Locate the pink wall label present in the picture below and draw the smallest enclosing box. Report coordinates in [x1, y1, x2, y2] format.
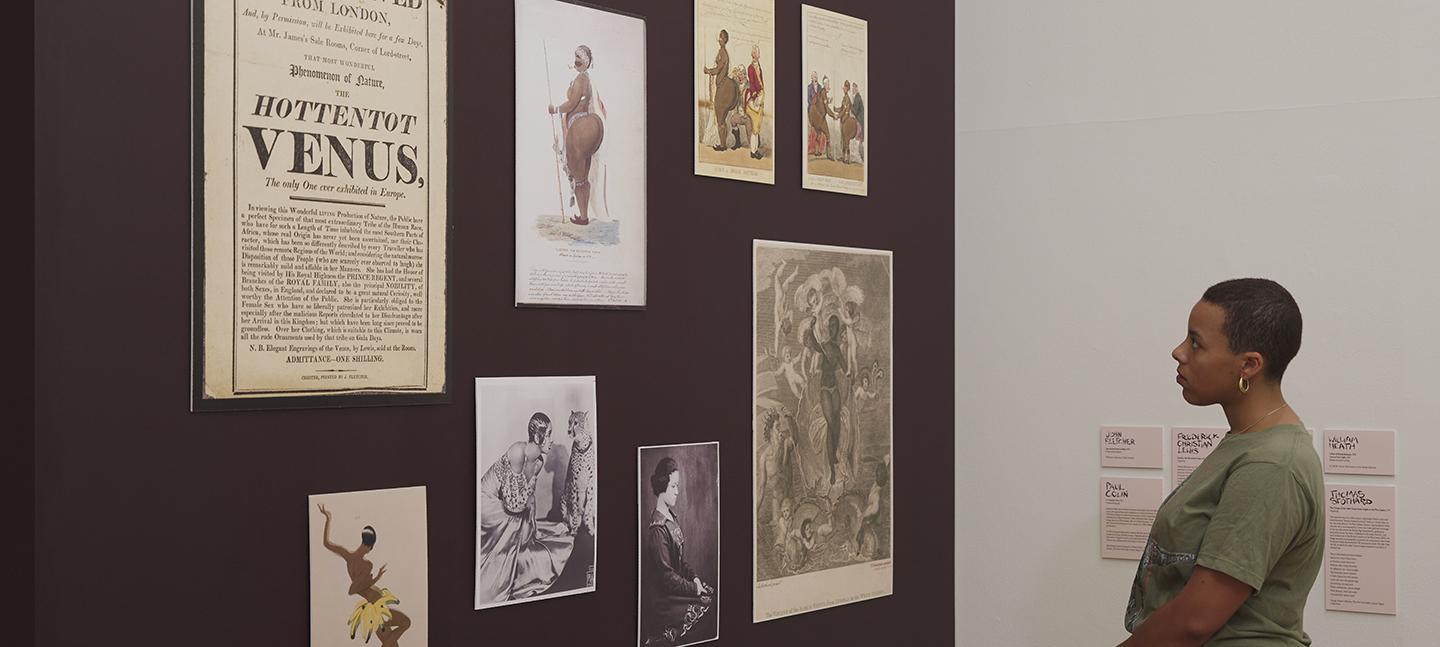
[1100, 425, 1164, 469]
[1325, 484, 1397, 615]
[1099, 477, 1162, 560]
[1171, 427, 1226, 490]
[1324, 429, 1396, 476]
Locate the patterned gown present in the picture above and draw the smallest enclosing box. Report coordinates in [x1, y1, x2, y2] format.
[475, 451, 576, 604]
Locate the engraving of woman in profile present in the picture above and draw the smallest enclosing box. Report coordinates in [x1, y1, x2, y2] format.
[548, 45, 607, 225]
[318, 504, 411, 646]
[475, 412, 578, 604]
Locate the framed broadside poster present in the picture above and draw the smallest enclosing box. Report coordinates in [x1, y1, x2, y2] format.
[514, 0, 647, 308]
[193, 0, 448, 410]
[800, 4, 867, 196]
[694, 0, 775, 184]
[752, 240, 892, 621]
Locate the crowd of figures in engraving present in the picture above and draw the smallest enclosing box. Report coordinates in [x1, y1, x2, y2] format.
[755, 247, 891, 581]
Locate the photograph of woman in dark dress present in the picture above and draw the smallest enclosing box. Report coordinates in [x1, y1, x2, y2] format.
[639, 445, 719, 646]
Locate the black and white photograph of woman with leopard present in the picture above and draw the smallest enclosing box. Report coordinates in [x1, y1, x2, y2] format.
[473, 376, 599, 610]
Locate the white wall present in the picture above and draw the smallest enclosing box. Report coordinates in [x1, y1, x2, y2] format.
[954, 2, 1440, 646]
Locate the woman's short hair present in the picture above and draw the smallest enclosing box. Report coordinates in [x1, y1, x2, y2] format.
[719, 29, 729, 44]
[361, 526, 377, 547]
[527, 412, 552, 445]
[1201, 278, 1303, 381]
[650, 457, 679, 496]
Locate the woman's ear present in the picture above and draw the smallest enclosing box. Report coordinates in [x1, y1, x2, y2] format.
[1240, 351, 1267, 381]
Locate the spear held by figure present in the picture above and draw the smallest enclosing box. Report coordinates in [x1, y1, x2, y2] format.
[543, 39, 567, 225]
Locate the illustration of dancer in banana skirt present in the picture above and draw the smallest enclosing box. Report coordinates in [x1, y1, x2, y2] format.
[318, 504, 411, 646]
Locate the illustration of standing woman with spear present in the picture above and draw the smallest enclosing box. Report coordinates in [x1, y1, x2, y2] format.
[318, 504, 411, 646]
[547, 44, 606, 225]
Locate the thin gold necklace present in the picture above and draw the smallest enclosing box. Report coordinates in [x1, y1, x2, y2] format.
[1231, 403, 1289, 435]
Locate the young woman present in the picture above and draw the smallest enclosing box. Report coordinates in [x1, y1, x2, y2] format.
[1121, 278, 1323, 646]
[642, 457, 715, 646]
[475, 413, 577, 605]
[548, 45, 605, 225]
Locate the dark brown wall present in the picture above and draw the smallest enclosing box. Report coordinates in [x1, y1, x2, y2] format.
[33, 1, 953, 644]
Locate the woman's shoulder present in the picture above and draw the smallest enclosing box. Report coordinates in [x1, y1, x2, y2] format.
[1233, 424, 1312, 464]
[505, 442, 537, 464]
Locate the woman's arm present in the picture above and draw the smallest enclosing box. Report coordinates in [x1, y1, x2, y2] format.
[496, 445, 536, 514]
[318, 504, 347, 558]
[703, 50, 725, 75]
[554, 76, 588, 114]
[648, 526, 699, 596]
[1117, 566, 1251, 647]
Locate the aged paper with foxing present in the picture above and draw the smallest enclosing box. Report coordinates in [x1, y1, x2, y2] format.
[753, 240, 892, 621]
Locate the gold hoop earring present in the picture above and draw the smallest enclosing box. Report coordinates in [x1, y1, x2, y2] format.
[1238, 376, 1250, 394]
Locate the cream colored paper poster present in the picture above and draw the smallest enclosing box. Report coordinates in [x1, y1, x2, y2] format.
[800, 5, 866, 196]
[1325, 485, 1397, 614]
[1323, 429, 1397, 476]
[1099, 425, 1164, 469]
[197, 0, 448, 408]
[694, 0, 775, 184]
[514, 0, 647, 308]
[753, 240, 892, 622]
[310, 486, 428, 647]
[1100, 477, 1162, 560]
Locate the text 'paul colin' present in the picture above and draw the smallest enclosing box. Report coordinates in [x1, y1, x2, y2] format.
[280, 0, 425, 26]
[1105, 482, 1130, 499]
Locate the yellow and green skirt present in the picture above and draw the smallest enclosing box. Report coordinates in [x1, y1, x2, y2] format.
[347, 589, 399, 643]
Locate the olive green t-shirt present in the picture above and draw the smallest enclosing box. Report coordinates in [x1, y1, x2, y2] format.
[1125, 424, 1325, 645]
